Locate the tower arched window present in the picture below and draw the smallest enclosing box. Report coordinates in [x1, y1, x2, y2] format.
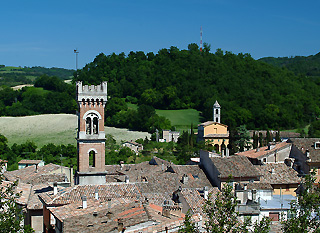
[216, 109, 219, 114]
[85, 113, 99, 135]
[89, 150, 96, 167]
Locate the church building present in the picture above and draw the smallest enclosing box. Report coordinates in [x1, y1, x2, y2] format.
[197, 100, 229, 156]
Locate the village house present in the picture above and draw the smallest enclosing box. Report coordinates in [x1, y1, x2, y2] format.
[161, 129, 180, 143]
[0, 159, 8, 173]
[288, 138, 320, 182]
[18, 159, 45, 169]
[121, 140, 143, 154]
[236, 141, 309, 174]
[199, 150, 260, 189]
[255, 163, 301, 196]
[3, 163, 73, 233]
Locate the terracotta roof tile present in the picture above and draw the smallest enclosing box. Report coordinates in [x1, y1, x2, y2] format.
[256, 163, 301, 185]
[288, 138, 320, 163]
[211, 155, 260, 179]
[236, 141, 290, 159]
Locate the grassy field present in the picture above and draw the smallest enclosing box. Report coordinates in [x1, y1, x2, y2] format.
[0, 114, 150, 148]
[156, 109, 201, 131]
[126, 103, 201, 131]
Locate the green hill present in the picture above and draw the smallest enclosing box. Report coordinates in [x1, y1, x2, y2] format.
[259, 52, 320, 78]
[0, 65, 74, 87]
[74, 44, 320, 130]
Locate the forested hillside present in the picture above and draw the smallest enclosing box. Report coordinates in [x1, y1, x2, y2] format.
[0, 65, 74, 87]
[74, 44, 320, 130]
[259, 52, 320, 77]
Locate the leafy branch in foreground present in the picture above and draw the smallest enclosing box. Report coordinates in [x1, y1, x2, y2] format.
[0, 162, 34, 233]
[180, 178, 271, 233]
[282, 170, 320, 233]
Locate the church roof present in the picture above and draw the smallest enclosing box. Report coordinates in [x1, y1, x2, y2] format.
[213, 100, 220, 108]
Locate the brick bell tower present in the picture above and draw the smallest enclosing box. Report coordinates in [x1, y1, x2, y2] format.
[75, 81, 108, 185]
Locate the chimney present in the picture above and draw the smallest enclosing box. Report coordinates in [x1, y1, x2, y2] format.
[252, 189, 257, 201]
[117, 220, 124, 232]
[125, 175, 129, 183]
[53, 182, 58, 195]
[162, 163, 164, 171]
[204, 186, 209, 200]
[82, 195, 87, 209]
[35, 164, 38, 173]
[108, 198, 111, 209]
[256, 147, 260, 152]
[95, 187, 99, 200]
[244, 184, 247, 190]
[162, 200, 171, 218]
[271, 168, 275, 174]
[120, 161, 124, 170]
[182, 174, 188, 184]
[70, 165, 74, 186]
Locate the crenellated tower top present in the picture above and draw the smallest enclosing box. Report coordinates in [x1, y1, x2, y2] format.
[76, 81, 108, 105]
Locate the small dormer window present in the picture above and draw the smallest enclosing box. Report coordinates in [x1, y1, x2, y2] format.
[315, 142, 320, 149]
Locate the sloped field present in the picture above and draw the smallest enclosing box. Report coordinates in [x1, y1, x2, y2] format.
[0, 114, 150, 147]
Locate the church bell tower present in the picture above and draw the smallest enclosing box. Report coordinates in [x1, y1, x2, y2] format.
[75, 81, 108, 185]
[213, 100, 221, 123]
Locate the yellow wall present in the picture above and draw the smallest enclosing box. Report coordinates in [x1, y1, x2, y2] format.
[309, 164, 320, 183]
[272, 184, 298, 196]
[203, 123, 228, 135]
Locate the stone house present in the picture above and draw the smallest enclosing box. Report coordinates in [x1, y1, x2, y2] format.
[199, 150, 261, 189]
[255, 163, 301, 196]
[49, 198, 186, 233]
[162, 130, 180, 143]
[121, 140, 143, 154]
[236, 141, 309, 175]
[0, 159, 8, 173]
[288, 138, 320, 182]
[3, 163, 72, 233]
[18, 160, 45, 170]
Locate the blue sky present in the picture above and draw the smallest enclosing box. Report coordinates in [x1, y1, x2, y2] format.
[1, 0, 319, 69]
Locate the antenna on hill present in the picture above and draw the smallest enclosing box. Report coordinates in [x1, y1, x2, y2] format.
[200, 26, 203, 52]
[74, 49, 79, 71]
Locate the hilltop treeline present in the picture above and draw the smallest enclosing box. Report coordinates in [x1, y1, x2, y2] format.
[259, 52, 320, 77]
[0, 75, 76, 116]
[74, 44, 320, 130]
[0, 65, 74, 87]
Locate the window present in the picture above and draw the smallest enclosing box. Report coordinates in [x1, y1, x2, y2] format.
[315, 142, 320, 149]
[85, 113, 99, 135]
[89, 150, 96, 167]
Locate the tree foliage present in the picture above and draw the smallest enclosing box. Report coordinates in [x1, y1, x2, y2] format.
[73, 46, 320, 130]
[282, 170, 320, 233]
[179, 180, 271, 233]
[0, 162, 34, 232]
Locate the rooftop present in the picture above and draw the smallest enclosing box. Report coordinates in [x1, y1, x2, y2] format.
[18, 159, 43, 164]
[256, 163, 301, 185]
[211, 155, 260, 179]
[236, 141, 291, 159]
[198, 121, 228, 128]
[4, 163, 68, 185]
[288, 138, 320, 163]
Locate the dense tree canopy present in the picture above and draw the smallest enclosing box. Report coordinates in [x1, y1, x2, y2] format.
[74, 45, 320, 130]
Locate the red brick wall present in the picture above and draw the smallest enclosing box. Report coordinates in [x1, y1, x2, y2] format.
[79, 102, 105, 132]
[78, 142, 105, 172]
